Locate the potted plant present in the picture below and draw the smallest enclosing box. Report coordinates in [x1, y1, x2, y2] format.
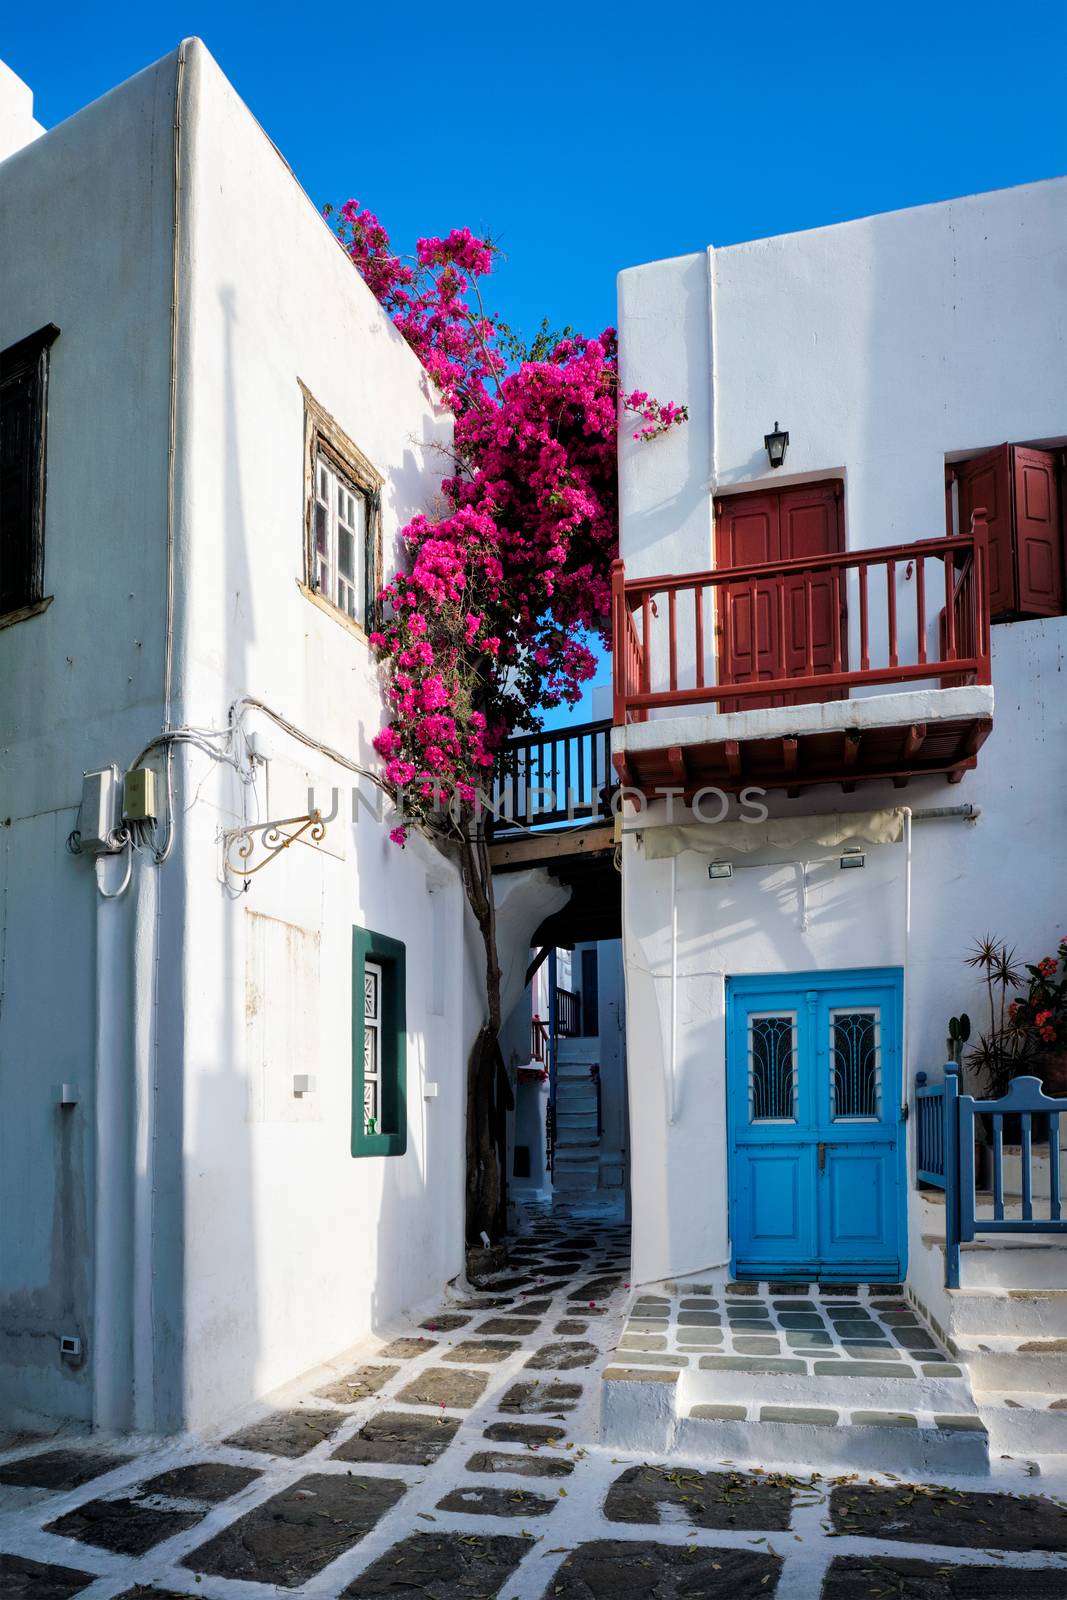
[962, 935, 1067, 1138]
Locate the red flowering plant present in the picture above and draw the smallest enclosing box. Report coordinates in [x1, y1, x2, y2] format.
[965, 935, 1067, 1098]
[329, 201, 686, 1239]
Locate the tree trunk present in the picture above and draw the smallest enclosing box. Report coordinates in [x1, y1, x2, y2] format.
[461, 827, 506, 1245]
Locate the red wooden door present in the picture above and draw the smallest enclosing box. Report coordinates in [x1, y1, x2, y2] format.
[716, 481, 845, 710]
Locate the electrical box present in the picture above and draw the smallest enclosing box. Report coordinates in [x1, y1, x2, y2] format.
[78, 766, 122, 852]
[123, 766, 157, 822]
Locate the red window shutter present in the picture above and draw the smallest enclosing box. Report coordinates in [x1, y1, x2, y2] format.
[957, 445, 1013, 618]
[1012, 446, 1063, 617]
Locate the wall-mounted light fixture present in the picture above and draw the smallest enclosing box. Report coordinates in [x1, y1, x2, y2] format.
[764, 421, 789, 469]
[840, 847, 866, 870]
[708, 860, 734, 880]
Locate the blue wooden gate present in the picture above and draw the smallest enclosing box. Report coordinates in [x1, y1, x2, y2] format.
[726, 970, 906, 1282]
[915, 1066, 1067, 1286]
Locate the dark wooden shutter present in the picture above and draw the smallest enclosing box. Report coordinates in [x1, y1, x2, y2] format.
[0, 324, 59, 618]
[0, 368, 38, 614]
[956, 445, 1013, 617]
[1012, 446, 1063, 617]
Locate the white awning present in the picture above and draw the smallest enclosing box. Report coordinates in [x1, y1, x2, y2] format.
[637, 808, 905, 860]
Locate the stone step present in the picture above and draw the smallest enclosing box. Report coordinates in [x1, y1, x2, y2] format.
[976, 1389, 1067, 1457]
[954, 1333, 1067, 1391]
[678, 1363, 973, 1416]
[553, 1168, 599, 1192]
[677, 1406, 990, 1476]
[943, 1287, 1067, 1339]
[600, 1368, 990, 1476]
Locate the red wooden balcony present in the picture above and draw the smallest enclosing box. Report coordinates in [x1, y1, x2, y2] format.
[611, 516, 993, 796]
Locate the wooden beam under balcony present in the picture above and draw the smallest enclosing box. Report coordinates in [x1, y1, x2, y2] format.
[489, 822, 615, 871]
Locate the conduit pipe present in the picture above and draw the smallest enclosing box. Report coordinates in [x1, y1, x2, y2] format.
[668, 854, 678, 1125]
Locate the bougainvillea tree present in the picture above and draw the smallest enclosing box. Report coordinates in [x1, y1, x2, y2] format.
[329, 200, 686, 1241]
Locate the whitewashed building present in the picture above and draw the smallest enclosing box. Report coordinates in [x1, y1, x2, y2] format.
[0, 42, 561, 1438]
[611, 178, 1067, 1463]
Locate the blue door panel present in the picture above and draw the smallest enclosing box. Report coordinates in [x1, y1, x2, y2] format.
[726, 969, 906, 1281]
[745, 1151, 810, 1252]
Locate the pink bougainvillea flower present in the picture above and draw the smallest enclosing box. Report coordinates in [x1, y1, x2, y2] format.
[327, 198, 685, 841]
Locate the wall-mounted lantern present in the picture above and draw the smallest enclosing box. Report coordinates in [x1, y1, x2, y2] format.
[764, 421, 789, 469]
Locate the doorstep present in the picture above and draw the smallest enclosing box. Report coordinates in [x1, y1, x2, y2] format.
[601, 1276, 991, 1476]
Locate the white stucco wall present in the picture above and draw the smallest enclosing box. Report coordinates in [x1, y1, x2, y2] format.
[0, 58, 44, 163]
[0, 37, 517, 1436]
[0, 56, 177, 1429]
[164, 40, 478, 1430]
[616, 183, 1067, 1286]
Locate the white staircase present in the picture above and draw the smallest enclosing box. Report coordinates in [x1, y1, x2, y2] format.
[915, 1175, 1067, 1463]
[553, 1061, 600, 1192]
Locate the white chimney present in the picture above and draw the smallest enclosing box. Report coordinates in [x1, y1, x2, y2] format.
[0, 58, 45, 164]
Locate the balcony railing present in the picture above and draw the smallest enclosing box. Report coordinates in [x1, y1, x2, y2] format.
[492, 719, 614, 831]
[531, 1016, 551, 1063]
[612, 515, 991, 725]
[555, 986, 581, 1038]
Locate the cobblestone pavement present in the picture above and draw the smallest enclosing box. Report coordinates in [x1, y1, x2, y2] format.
[2, 1201, 1066, 1599]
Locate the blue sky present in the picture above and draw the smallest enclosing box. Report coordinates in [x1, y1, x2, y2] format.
[5, 1, 1064, 720]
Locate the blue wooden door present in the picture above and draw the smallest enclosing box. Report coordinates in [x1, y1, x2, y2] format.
[726, 970, 905, 1282]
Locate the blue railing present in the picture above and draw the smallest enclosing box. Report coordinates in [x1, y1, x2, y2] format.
[916, 1064, 1066, 1287]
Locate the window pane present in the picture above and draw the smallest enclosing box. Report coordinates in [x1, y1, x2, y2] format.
[749, 1014, 796, 1122]
[364, 1074, 379, 1131]
[338, 526, 355, 582]
[365, 966, 380, 1021]
[831, 1010, 881, 1120]
[315, 500, 328, 557]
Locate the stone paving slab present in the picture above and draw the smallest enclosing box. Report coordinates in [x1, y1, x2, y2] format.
[436, 1483, 557, 1517]
[45, 1494, 205, 1556]
[342, 1530, 531, 1597]
[138, 1461, 261, 1500]
[821, 1555, 1067, 1598]
[395, 1366, 488, 1407]
[543, 1538, 782, 1598]
[222, 1406, 347, 1457]
[498, 1379, 582, 1412]
[828, 1482, 1067, 1551]
[331, 1410, 461, 1465]
[525, 1340, 598, 1370]
[0, 1448, 134, 1490]
[182, 1470, 408, 1586]
[442, 1339, 521, 1364]
[603, 1463, 793, 1531]
[465, 1448, 574, 1477]
[0, 1552, 95, 1597]
[482, 1420, 566, 1445]
[314, 1364, 399, 1403]
[378, 1335, 437, 1359]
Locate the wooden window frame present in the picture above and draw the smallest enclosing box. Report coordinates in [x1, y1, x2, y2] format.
[0, 323, 60, 624]
[351, 926, 407, 1158]
[300, 382, 383, 639]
